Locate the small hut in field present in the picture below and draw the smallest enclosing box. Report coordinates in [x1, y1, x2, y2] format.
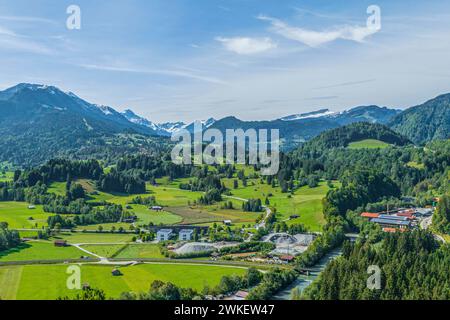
[112, 268, 122, 276]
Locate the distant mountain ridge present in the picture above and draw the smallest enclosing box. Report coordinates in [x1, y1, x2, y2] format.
[208, 105, 402, 150]
[330, 105, 402, 125]
[121, 109, 216, 136]
[280, 106, 401, 124]
[0, 83, 161, 166]
[280, 109, 335, 121]
[0, 82, 448, 166]
[0, 83, 157, 135]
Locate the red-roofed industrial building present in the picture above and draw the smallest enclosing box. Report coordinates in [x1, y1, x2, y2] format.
[280, 255, 295, 263]
[361, 212, 380, 219]
[383, 227, 408, 233]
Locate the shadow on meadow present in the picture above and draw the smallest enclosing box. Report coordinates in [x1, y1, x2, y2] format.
[0, 242, 32, 259]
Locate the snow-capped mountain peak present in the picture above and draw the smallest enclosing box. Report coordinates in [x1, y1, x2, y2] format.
[201, 118, 216, 128]
[280, 109, 336, 121]
[158, 121, 187, 134]
[121, 109, 160, 131]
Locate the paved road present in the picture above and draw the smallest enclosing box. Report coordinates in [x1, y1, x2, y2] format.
[435, 234, 446, 243]
[223, 195, 248, 203]
[419, 215, 446, 243]
[420, 216, 433, 230]
[256, 207, 272, 230]
[72, 244, 105, 260]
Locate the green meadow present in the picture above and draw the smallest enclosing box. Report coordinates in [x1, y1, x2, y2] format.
[86, 182, 203, 207]
[41, 168, 332, 232]
[114, 244, 165, 259]
[47, 181, 67, 196]
[223, 179, 335, 231]
[406, 161, 425, 170]
[76, 222, 134, 232]
[55, 232, 134, 244]
[128, 205, 182, 225]
[0, 202, 52, 229]
[0, 241, 91, 262]
[348, 139, 390, 149]
[80, 244, 126, 258]
[51, 179, 255, 228]
[0, 263, 247, 300]
[0, 171, 13, 182]
[18, 230, 42, 238]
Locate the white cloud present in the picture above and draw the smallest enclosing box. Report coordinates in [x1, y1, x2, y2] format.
[0, 37, 53, 55]
[79, 64, 227, 85]
[0, 15, 56, 25]
[0, 26, 16, 37]
[258, 15, 378, 47]
[0, 25, 53, 55]
[215, 36, 277, 55]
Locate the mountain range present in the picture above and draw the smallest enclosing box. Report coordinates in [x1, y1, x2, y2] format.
[121, 109, 216, 136]
[0, 83, 448, 166]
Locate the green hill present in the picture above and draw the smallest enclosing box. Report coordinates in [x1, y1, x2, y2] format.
[347, 139, 390, 149]
[390, 93, 450, 144]
[300, 122, 411, 154]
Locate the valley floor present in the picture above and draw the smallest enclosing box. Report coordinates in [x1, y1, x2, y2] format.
[0, 263, 247, 300]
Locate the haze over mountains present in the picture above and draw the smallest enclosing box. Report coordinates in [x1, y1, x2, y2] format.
[0, 83, 449, 166]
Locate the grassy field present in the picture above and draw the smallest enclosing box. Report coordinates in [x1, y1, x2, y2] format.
[0, 202, 52, 229]
[47, 181, 66, 196]
[48, 179, 96, 196]
[223, 179, 335, 231]
[76, 222, 133, 232]
[80, 244, 126, 258]
[129, 205, 183, 225]
[18, 230, 41, 238]
[47, 179, 193, 229]
[0, 241, 90, 262]
[0, 171, 13, 182]
[0, 266, 22, 300]
[46, 170, 328, 231]
[406, 161, 425, 170]
[348, 139, 390, 149]
[114, 244, 165, 259]
[0, 263, 247, 300]
[166, 205, 258, 225]
[54, 232, 134, 244]
[151, 179, 257, 225]
[87, 182, 203, 207]
[75, 180, 253, 227]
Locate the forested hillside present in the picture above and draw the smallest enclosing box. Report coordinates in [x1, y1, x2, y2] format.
[291, 136, 449, 196]
[0, 84, 167, 167]
[303, 231, 450, 300]
[300, 122, 411, 155]
[390, 93, 450, 144]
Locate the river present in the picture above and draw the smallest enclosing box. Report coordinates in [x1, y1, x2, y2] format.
[272, 247, 342, 300]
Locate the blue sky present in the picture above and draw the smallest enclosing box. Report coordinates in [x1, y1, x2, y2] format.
[1, 0, 450, 122]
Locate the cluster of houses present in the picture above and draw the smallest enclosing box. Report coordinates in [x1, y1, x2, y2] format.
[156, 229, 195, 242]
[361, 208, 433, 232]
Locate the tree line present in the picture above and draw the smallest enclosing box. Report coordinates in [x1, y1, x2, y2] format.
[303, 231, 450, 300]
